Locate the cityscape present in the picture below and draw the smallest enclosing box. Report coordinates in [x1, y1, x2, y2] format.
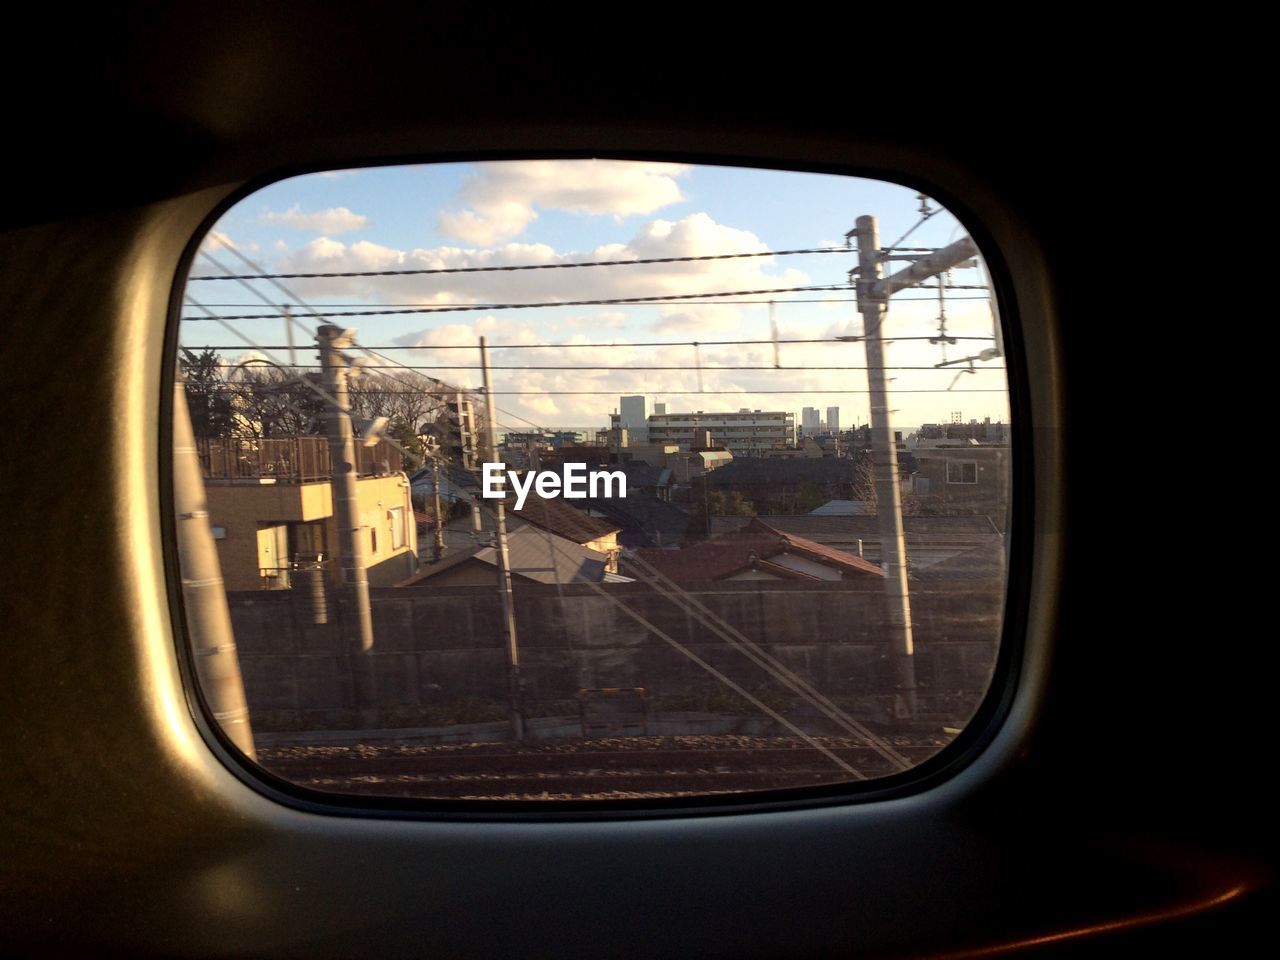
[175, 160, 1011, 801]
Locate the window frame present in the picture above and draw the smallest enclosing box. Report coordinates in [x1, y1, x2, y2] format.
[161, 155, 1047, 821]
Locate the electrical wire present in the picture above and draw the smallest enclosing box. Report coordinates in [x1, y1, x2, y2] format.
[193, 335, 995, 351]
[180, 284, 854, 321]
[199, 386, 1006, 396]
[208, 362, 1006, 372]
[187, 246, 849, 280]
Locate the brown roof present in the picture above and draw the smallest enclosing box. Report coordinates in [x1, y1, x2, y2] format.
[504, 490, 621, 544]
[634, 518, 884, 582]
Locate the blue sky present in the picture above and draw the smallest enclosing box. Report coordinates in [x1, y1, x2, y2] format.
[183, 160, 1008, 434]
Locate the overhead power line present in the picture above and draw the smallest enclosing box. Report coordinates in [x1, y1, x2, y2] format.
[187, 246, 850, 281]
[180, 284, 854, 321]
[189, 294, 991, 309]
[201, 386, 1005, 396]
[210, 361, 1006, 373]
[193, 335, 995, 352]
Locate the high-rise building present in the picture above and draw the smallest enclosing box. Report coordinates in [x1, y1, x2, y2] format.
[619, 395, 648, 441]
[653, 402, 666, 416]
[801, 407, 820, 436]
[826, 406, 840, 434]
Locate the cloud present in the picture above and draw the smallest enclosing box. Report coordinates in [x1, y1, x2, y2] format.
[437, 203, 541, 247]
[199, 229, 237, 253]
[270, 213, 806, 312]
[437, 160, 687, 243]
[261, 205, 370, 234]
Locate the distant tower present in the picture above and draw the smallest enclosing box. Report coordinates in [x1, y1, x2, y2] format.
[653, 402, 666, 416]
[801, 407, 820, 436]
[620, 395, 648, 442]
[826, 405, 840, 434]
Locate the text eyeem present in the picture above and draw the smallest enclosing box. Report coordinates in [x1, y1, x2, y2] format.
[481, 463, 627, 510]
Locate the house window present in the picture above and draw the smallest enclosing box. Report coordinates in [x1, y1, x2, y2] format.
[947, 460, 979, 484]
[389, 507, 405, 550]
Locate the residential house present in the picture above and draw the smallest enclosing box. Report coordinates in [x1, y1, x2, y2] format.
[631, 518, 884, 583]
[709, 514, 1004, 572]
[200, 435, 417, 591]
[395, 524, 618, 586]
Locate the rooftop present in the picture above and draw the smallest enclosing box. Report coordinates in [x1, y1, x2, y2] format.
[634, 518, 884, 583]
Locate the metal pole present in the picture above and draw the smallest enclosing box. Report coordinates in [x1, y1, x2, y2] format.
[855, 215, 917, 717]
[480, 336, 524, 741]
[431, 456, 445, 562]
[172, 375, 256, 759]
[317, 325, 374, 653]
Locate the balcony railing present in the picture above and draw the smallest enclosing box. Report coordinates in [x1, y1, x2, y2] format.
[199, 436, 400, 483]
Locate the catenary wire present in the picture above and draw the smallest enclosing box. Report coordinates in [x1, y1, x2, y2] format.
[208, 362, 1006, 372]
[187, 246, 850, 280]
[180, 284, 855, 321]
[193, 336, 995, 352]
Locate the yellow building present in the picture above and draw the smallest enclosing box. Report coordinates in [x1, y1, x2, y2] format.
[200, 437, 417, 591]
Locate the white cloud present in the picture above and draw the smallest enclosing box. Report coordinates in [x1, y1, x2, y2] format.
[232, 212, 911, 429]
[437, 160, 687, 244]
[200, 229, 237, 253]
[271, 213, 805, 312]
[437, 202, 540, 247]
[261, 204, 370, 234]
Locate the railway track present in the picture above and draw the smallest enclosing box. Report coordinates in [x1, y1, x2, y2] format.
[260, 735, 953, 800]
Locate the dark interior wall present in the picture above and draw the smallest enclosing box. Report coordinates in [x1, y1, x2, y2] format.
[0, 8, 1268, 958]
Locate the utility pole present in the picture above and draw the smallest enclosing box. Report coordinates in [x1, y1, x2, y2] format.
[480, 336, 524, 741]
[431, 456, 446, 562]
[317, 324, 374, 653]
[853, 217, 979, 719]
[172, 374, 256, 759]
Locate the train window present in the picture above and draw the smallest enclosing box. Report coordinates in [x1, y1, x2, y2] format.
[172, 159, 1013, 808]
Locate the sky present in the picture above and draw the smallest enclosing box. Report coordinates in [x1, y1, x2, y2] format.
[180, 160, 1009, 437]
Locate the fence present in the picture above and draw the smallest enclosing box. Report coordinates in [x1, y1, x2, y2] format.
[199, 436, 400, 482]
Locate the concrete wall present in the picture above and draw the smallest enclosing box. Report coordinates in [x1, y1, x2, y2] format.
[228, 578, 1003, 732]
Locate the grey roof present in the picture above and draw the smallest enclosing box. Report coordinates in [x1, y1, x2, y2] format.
[810, 499, 874, 516]
[400, 524, 608, 585]
[913, 539, 1008, 581]
[580, 493, 690, 549]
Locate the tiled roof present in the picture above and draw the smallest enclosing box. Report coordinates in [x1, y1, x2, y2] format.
[634, 517, 884, 583]
[505, 490, 621, 543]
[581, 493, 690, 549]
[709, 514, 1002, 540]
[913, 539, 1007, 581]
[398, 524, 608, 585]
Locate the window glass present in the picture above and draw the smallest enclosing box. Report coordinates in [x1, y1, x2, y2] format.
[174, 160, 1011, 803]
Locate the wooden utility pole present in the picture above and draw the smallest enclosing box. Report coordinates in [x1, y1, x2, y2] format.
[480, 336, 524, 741]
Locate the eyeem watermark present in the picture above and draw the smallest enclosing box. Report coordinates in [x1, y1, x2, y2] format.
[482, 463, 626, 510]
